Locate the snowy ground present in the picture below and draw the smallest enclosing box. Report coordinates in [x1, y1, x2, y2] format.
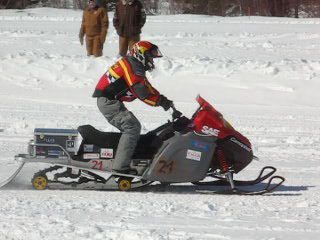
[0, 8, 320, 240]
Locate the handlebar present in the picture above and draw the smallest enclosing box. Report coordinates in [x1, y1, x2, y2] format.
[170, 104, 182, 121]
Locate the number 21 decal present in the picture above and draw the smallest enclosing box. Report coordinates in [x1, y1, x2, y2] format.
[91, 160, 103, 170]
[157, 160, 174, 175]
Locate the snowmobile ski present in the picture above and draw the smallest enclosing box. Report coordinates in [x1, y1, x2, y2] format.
[197, 175, 285, 195]
[192, 166, 277, 187]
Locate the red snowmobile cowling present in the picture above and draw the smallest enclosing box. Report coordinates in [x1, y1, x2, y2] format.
[192, 95, 252, 149]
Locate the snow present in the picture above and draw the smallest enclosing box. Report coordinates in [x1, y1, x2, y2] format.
[0, 8, 320, 240]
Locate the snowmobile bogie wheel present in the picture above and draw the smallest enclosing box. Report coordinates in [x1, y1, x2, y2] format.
[118, 177, 132, 191]
[32, 175, 48, 190]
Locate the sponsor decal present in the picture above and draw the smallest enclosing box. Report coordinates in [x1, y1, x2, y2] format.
[191, 140, 209, 151]
[230, 137, 252, 152]
[100, 148, 113, 159]
[42, 137, 55, 144]
[48, 150, 64, 156]
[84, 144, 94, 152]
[83, 153, 100, 159]
[201, 126, 220, 137]
[66, 140, 75, 151]
[186, 149, 202, 161]
[36, 147, 46, 155]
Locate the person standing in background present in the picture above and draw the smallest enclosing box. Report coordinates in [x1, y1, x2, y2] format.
[113, 0, 146, 57]
[79, 0, 109, 57]
[97, 0, 108, 11]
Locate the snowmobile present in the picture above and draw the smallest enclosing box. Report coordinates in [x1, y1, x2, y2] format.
[1, 95, 285, 195]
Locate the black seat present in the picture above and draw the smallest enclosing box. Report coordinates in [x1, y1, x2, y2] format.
[77, 125, 163, 159]
[78, 125, 120, 148]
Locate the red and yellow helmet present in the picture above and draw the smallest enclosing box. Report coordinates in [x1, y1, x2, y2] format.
[130, 41, 163, 71]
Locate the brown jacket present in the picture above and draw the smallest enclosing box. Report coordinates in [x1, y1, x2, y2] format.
[113, 0, 146, 38]
[79, 7, 109, 42]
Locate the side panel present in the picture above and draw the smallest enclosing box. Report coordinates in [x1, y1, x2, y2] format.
[70, 158, 113, 172]
[143, 132, 216, 183]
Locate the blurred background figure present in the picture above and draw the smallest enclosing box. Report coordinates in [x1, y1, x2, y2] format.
[79, 0, 109, 57]
[113, 0, 146, 57]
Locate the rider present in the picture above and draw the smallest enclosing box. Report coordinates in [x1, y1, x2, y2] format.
[92, 41, 176, 173]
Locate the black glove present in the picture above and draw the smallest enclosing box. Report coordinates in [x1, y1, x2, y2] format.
[79, 34, 84, 46]
[158, 95, 173, 111]
[79, 31, 84, 45]
[172, 109, 182, 119]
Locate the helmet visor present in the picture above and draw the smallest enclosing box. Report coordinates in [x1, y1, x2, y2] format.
[150, 46, 163, 58]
